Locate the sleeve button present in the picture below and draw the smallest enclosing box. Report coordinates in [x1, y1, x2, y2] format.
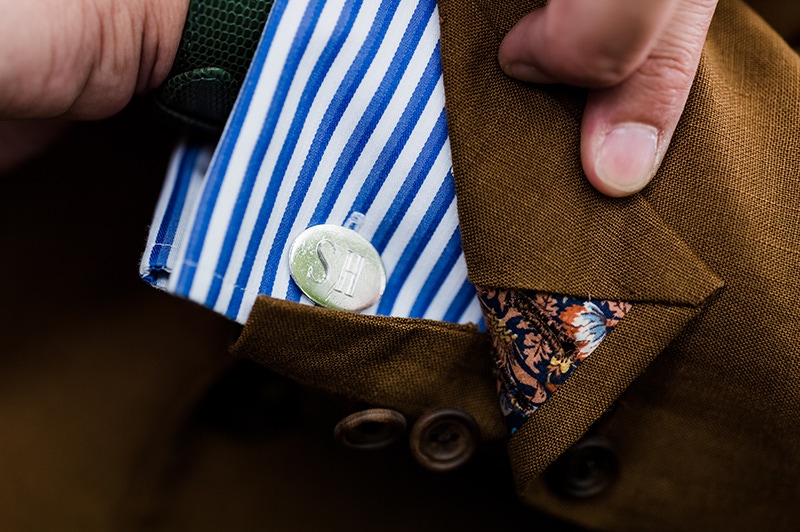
[409, 408, 480, 472]
[545, 436, 619, 499]
[333, 408, 407, 450]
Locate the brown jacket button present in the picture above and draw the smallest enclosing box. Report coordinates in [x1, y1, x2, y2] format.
[333, 408, 407, 450]
[545, 436, 619, 499]
[409, 408, 480, 472]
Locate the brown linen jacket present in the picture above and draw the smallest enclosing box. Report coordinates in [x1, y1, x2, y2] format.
[1, 0, 797, 530]
[230, 0, 800, 529]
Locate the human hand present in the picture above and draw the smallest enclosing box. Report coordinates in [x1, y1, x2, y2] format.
[0, 0, 188, 119]
[498, 0, 718, 197]
[0, 0, 188, 170]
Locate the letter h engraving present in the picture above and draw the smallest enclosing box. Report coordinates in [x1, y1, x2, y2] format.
[333, 250, 365, 297]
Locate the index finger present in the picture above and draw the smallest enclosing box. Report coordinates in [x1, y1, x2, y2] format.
[498, 0, 681, 87]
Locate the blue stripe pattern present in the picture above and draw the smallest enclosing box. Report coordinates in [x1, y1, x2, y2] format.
[377, 171, 455, 314]
[306, 0, 436, 226]
[205, 0, 355, 309]
[149, 146, 200, 267]
[251, 0, 403, 306]
[348, 43, 442, 217]
[174, 0, 291, 296]
[140, 142, 212, 287]
[142, 0, 483, 327]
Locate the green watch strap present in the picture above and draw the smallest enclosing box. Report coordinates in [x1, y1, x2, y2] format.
[156, 0, 275, 135]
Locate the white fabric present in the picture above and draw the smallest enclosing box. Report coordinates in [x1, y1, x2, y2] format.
[141, 0, 482, 326]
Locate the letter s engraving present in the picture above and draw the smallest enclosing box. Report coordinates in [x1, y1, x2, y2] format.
[307, 239, 335, 283]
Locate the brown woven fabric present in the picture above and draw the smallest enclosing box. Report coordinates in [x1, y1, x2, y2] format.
[0, 105, 569, 531]
[232, 296, 505, 441]
[0, 0, 797, 529]
[435, 0, 800, 529]
[235, 0, 800, 528]
[437, 0, 723, 306]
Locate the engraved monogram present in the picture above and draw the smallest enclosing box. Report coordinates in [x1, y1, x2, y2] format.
[289, 225, 386, 312]
[307, 238, 366, 299]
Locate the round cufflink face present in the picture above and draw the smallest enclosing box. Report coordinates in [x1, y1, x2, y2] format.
[289, 225, 386, 312]
[409, 408, 480, 473]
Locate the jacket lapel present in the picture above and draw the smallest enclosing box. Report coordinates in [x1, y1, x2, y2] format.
[437, 0, 724, 485]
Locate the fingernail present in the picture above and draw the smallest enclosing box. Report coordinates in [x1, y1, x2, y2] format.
[499, 59, 557, 84]
[595, 124, 659, 195]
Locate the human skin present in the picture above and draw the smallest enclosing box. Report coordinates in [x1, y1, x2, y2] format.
[0, 0, 189, 171]
[0, 0, 717, 200]
[499, 0, 719, 197]
[0, 0, 189, 119]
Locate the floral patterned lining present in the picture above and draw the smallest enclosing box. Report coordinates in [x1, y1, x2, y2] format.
[477, 287, 632, 434]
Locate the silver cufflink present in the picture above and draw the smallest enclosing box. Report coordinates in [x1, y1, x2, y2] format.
[289, 224, 386, 312]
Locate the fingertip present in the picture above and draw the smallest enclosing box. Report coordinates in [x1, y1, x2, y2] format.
[498, 10, 558, 84]
[498, 57, 557, 84]
[584, 123, 660, 197]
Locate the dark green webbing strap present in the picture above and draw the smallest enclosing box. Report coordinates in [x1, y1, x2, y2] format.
[156, 0, 275, 135]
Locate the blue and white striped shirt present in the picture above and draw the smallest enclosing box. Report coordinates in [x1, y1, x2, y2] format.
[141, 0, 482, 326]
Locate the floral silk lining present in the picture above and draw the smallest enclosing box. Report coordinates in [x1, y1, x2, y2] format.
[477, 287, 632, 434]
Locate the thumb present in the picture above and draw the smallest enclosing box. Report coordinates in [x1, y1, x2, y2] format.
[581, 0, 718, 197]
[499, 0, 718, 197]
[0, 0, 188, 120]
